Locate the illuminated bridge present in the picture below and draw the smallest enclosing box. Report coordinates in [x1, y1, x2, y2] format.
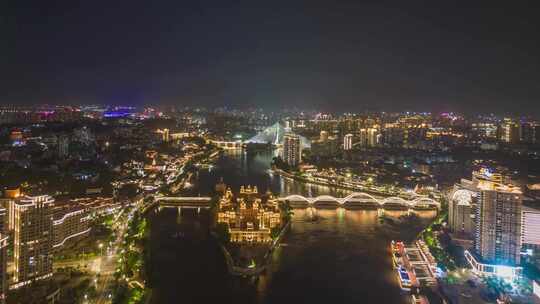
[278, 192, 440, 209]
[246, 122, 311, 148]
[154, 196, 212, 209]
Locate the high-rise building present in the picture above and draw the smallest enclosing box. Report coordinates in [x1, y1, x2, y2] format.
[0, 207, 8, 304]
[520, 122, 535, 144]
[367, 128, 379, 147]
[343, 134, 354, 150]
[72, 126, 94, 145]
[8, 195, 54, 287]
[358, 128, 379, 148]
[449, 187, 475, 239]
[162, 128, 170, 142]
[500, 118, 520, 143]
[282, 133, 301, 167]
[449, 169, 508, 242]
[461, 169, 524, 279]
[474, 176, 522, 266]
[521, 206, 540, 269]
[57, 134, 70, 158]
[358, 128, 368, 147]
[382, 124, 405, 147]
[52, 202, 92, 250]
[319, 130, 329, 142]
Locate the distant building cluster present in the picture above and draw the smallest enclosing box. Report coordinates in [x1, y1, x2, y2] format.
[284, 113, 540, 155]
[217, 185, 281, 243]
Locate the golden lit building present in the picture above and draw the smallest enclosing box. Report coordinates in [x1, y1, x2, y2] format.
[217, 185, 281, 243]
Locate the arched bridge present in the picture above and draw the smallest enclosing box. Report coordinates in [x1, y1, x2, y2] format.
[278, 192, 440, 209]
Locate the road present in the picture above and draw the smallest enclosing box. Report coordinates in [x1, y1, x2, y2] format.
[93, 199, 144, 304]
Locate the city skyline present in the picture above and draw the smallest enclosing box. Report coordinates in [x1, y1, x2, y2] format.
[3, 2, 540, 303]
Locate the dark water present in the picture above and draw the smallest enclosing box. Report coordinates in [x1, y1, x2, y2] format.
[148, 150, 436, 304]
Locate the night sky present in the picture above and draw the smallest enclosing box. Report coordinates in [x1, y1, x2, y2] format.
[2, 1, 540, 114]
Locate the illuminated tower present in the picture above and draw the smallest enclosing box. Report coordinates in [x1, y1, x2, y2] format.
[283, 133, 301, 166]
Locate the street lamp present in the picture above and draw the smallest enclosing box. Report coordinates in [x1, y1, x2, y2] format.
[99, 243, 104, 256]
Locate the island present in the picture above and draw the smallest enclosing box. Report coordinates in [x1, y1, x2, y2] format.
[213, 185, 291, 275]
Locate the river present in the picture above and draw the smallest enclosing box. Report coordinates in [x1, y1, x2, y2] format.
[148, 149, 437, 304]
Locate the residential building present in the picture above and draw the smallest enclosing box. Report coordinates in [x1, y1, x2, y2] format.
[522, 206, 540, 269]
[57, 134, 70, 158]
[283, 133, 301, 166]
[8, 195, 54, 287]
[343, 133, 354, 150]
[464, 169, 523, 266]
[500, 118, 520, 143]
[449, 187, 475, 239]
[319, 130, 329, 142]
[52, 202, 92, 250]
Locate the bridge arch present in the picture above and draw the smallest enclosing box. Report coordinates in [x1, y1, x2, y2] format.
[411, 197, 440, 208]
[342, 192, 381, 205]
[312, 195, 342, 204]
[381, 196, 411, 207]
[279, 194, 440, 209]
[281, 194, 312, 204]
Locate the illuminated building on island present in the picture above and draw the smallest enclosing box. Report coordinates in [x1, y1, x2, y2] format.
[217, 185, 281, 243]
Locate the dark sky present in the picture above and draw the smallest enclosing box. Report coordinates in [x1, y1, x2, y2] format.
[2, 1, 540, 114]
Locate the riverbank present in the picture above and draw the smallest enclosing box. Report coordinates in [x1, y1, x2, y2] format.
[271, 168, 409, 199]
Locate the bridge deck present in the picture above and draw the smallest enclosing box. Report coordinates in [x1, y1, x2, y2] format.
[155, 196, 212, 208]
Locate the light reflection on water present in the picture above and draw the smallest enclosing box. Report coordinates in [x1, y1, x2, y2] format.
[151, 150, 436, 304]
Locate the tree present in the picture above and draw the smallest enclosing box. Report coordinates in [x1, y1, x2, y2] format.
[215, 223, 230, 244]
[271, 226, 281, 239]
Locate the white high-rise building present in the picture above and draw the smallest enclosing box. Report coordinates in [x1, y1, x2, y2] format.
[343, 134, 354, 150]
[283, 133, 301, 166]
[522, 206, 540, 247]
[475, 186, 522, 266]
